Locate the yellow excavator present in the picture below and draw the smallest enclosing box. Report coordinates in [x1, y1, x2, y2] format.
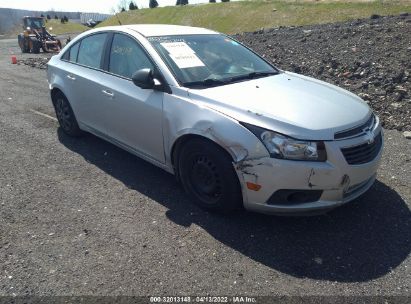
[17, 16, 62, 53]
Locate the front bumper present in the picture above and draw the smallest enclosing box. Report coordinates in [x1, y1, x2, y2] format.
[235, 129, 384, 215]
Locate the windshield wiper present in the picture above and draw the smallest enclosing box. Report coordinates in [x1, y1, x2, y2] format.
[183, 71, 279, 88]
[226, 71, 279, 83]
[183, 78, 226, 88]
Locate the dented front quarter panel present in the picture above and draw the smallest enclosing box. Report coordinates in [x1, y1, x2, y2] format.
[163, 87, 269, 166]
[163, 86, 272, 205]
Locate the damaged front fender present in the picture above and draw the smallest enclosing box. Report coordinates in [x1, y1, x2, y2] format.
[163, 88, 269, 170]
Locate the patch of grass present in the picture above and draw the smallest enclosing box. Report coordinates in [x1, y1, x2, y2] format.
[44, 19, 88, 35]
[99, 0, 411, 34]
[10, 19, 88, 37]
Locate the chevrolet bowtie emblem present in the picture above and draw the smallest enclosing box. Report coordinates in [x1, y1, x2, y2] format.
[364, 128, 374, 144]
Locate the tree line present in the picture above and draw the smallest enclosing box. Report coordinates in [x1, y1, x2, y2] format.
[119, 0, 230, 11]
[40, 13, 69, 24]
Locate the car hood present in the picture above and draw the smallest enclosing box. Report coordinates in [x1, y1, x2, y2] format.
[187, 72, 371, 140]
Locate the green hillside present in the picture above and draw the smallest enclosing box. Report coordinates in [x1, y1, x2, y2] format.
[9, 19, 88, 37]
[42, 19, 88, 35]
[99, 0, 411, 34]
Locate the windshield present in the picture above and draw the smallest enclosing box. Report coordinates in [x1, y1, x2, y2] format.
[27, 18, 45, 29]
[148, 34, 278, 88]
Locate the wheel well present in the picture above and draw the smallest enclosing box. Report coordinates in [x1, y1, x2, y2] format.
[171, 134, 235, 175]
[50, 88, 64, 105]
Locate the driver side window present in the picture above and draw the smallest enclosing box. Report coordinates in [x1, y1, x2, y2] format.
[109, 34, 154, 79]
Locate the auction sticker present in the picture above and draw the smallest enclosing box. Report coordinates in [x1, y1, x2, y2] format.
[161, 42, 195, 54]
[161, 41, 205, 68]
[169, 53, 205, 68]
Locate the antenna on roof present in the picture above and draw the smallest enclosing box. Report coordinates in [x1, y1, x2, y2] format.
[115, 13, 122, 25]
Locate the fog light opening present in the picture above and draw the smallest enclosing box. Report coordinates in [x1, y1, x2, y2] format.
[267, 189, 323, 205]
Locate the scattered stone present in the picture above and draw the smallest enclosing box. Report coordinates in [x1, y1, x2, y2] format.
[395, 86, 407, 95]
[342, 71, 352, 78]
[17, 57, 49, 69]
[358, 93, 371, 101]
[330, 58, 338, 69]
[392, 70, 404, 83]
[394, 93, 405, 102]
[403, 131, 411, 139]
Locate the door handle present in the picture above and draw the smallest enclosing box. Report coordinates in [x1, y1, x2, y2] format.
[66, 74, 76, 80]
[102, 89, 114, 98]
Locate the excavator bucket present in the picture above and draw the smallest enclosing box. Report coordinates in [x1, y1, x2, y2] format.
[44, 40, 61, 53]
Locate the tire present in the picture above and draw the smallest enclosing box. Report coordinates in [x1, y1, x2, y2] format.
[18, 35, 23, 52]
[18, 35, 29, 53]
[53, 92, 83, 137]
[30, 39, 40, 54]
[178, 138, 243, 213]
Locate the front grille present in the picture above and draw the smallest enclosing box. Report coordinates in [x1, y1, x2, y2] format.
[341, 132, 382, 165]
[335, 114, 376, 140]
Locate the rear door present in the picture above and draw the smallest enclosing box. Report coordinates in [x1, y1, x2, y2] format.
[65, 32, 110, 133]
[58, 41, 80, 110]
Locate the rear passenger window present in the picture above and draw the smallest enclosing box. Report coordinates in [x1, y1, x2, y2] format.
[109, 34, 154, 79]
[77, 33, 107, 69]
[68, 42, 80, 62]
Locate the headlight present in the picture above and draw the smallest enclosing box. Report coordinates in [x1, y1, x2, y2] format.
[242, 123, 327, 161]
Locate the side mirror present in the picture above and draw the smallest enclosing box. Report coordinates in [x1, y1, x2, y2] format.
[132, 68, 155, 89]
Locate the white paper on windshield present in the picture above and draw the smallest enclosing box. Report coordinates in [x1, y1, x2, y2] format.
[161, 41, 205, 68]
[161, 42, 195, 55]
[169, 53, 205, 68]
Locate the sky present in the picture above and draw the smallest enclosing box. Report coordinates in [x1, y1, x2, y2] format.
[0, 0, 226, 14]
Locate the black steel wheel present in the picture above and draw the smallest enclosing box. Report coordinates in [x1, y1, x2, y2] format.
[178, 138, 243, 213]
[53, 92, 82, 137]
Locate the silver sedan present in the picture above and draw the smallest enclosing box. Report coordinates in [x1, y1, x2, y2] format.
[47, 24, 383, 215]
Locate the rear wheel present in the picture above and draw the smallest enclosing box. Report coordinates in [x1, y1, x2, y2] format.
[178, 138, 243, 213]
[53, 92, 83, 137]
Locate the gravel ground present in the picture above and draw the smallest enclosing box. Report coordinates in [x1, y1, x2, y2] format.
[234, 14, 411, 132]
[0, 16, 410, 300]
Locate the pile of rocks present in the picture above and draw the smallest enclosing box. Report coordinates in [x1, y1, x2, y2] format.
[18, 57, 50, 70]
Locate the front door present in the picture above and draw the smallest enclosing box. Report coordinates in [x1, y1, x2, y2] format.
[98, 33, 165, 163]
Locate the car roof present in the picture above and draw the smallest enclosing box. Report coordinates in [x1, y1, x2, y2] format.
[100, 24, 218, 37]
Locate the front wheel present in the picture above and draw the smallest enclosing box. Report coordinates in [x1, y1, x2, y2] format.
[53, 92, 83, 137]
[18, 35, 29, 53]
[30, 39, 40, 54]
[178, 139, 243, 213]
